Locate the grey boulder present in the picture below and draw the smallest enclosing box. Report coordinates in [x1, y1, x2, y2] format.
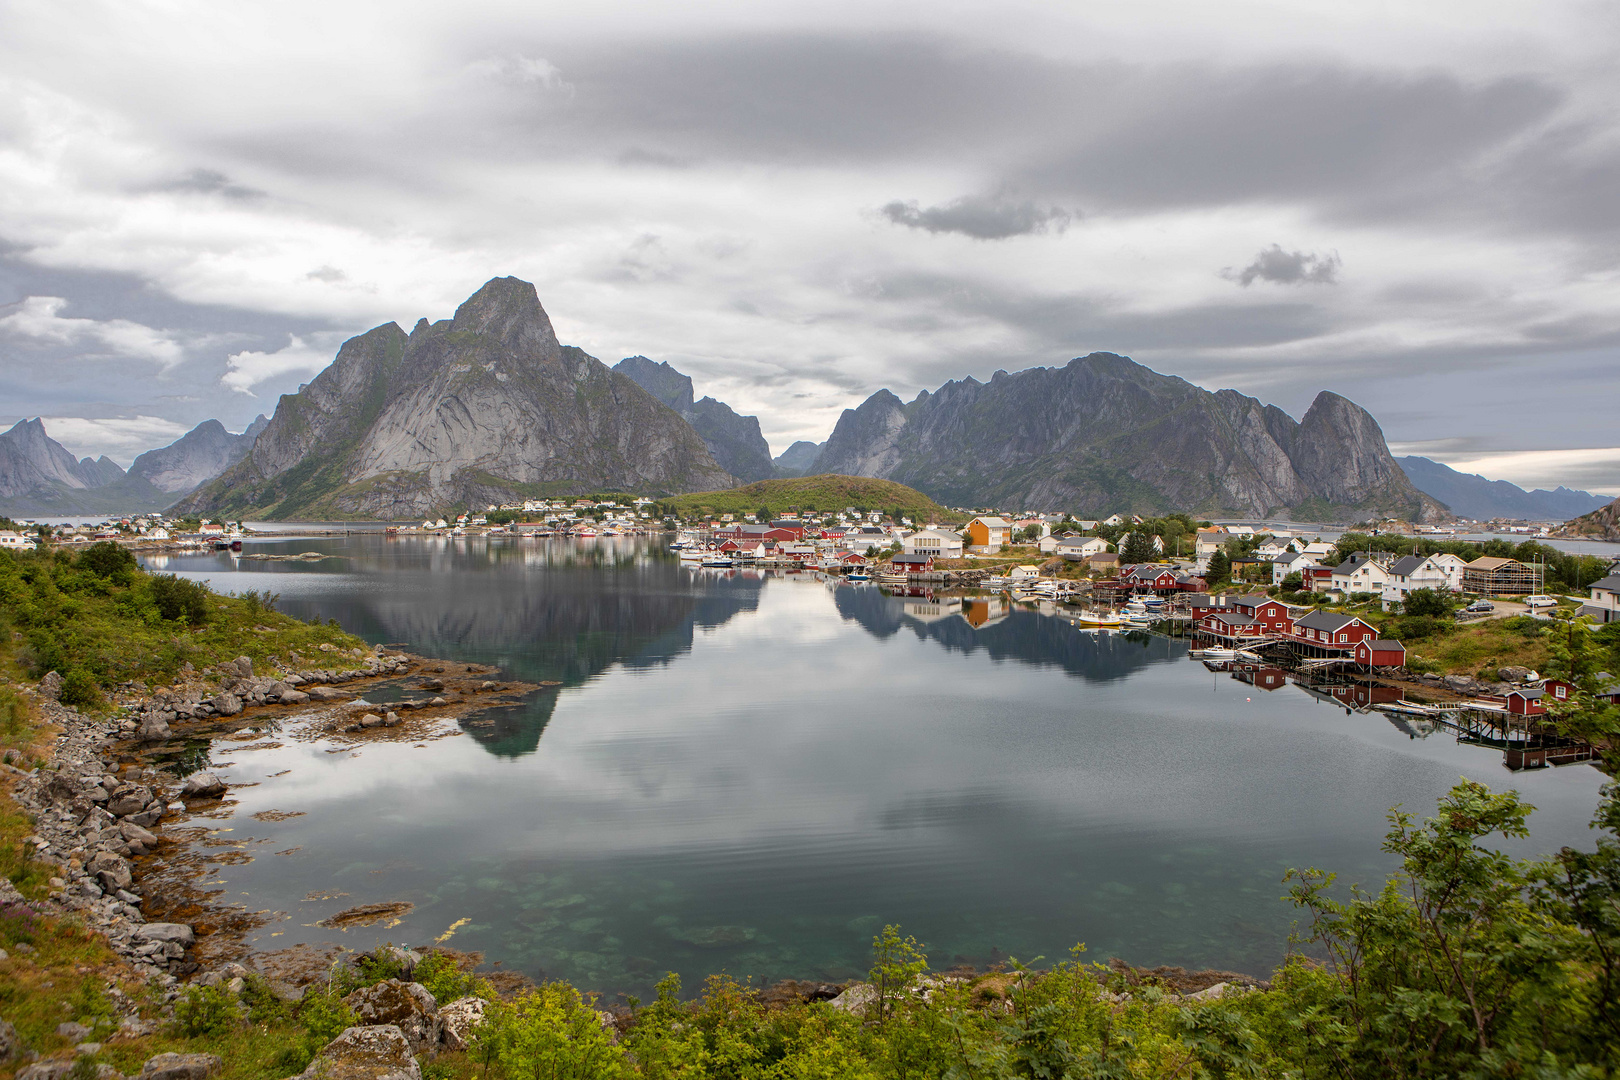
[296, 1025, 421, 1080]
[137, 1053, 221, 1080]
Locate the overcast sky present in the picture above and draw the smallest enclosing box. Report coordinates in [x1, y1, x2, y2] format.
[1, 1, 1617, 493]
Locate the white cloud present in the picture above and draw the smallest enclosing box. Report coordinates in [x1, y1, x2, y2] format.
[37, 414, 189, 464]
[0, 296, 187, 368]
[221, 333, 339, 395]
[1421, 447, 1620, 497]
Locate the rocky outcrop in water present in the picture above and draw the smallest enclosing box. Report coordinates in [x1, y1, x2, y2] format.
[614, 356, 775, 482]
[810, 353, 1446, 521]
[176, 279, 735, 519]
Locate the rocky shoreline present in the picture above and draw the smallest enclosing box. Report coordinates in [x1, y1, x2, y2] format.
[4, 645, 537, 987]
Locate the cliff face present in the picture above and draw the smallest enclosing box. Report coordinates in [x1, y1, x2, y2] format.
[0, 418, 105, 498]
[614, 356, 775, 482]
[128, 417, 268, 494]
[810, 353, 1447, 522]
[176, 278, 735, 519]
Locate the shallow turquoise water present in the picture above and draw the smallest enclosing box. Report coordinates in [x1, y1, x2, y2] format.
[143, 534, 1609, 999]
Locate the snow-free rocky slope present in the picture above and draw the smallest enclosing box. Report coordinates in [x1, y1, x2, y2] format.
[129, 416, 268, 494]
[177, 278, 735, 519]
[810, 353, 1447, 522]
[613, 356, 775, 482]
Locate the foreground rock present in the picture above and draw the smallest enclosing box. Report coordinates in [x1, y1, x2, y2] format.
[296, 1025, 421, 1080]
[137, 1052, 221, 1080]
[342, 980, 440, 1053]
[437, 996, 487, 1051]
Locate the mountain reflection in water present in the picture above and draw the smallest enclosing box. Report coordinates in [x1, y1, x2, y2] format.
[143, 534, 1607, 999]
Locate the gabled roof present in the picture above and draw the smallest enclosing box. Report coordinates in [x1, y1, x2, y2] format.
[1362, 639, 1405, 652]
[1389, 555, 1431, 576]
[1296, 609, 1364, 632]
[971, 516, 1011, 528]
[1467, 556, 1525, 571]
[1590, 574, 1620, 592]
[1204, 611, 1258, 626]
[1229, 594, 1272, 607]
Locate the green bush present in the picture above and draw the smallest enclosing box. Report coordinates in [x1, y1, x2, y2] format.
[173, 984, 240, 1037]
[76, 541, 136, 580]
[58, 669, 103, 710]
[1403, 587, 1453, 618]
[415, 951, 492, 1004]
[297, 985, 357, 1044]
[148, 573, 211, 625]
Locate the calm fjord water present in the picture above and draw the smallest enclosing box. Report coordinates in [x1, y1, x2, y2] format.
[144, 534, 1606, 998]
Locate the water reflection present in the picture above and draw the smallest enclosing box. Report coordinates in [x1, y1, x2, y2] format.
[142, 534, 1608, 997]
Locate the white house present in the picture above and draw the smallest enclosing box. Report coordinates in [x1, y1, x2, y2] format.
[1580, 574, 1620, 624]
[1009, 565, 1040, 580]
[1102, 513, 1127, 527]
[1426, 553, 1468, 592]
[1056, 536, 1109, 560]
[146, 527, 170, 541]
[1381, 554, 1454, 607]
[0, 530, 31, 549]
[905, 528, 964, 558]
[1194, 527, 1229, 571]
[1300, 541, 1335, 560]
[1271, 550, 1320, 586]
[1330, 553, 1394, 595]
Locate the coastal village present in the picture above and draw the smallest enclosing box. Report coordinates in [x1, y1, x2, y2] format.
[9, 491, 1620, 780]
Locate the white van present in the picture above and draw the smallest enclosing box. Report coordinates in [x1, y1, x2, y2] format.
[1524, 595, 1557, 609]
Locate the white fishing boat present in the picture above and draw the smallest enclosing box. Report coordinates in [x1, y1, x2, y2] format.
[1193, 647, 1237, 661]
[701, 555, 735, 568]
[1077, 610, 1124, 628]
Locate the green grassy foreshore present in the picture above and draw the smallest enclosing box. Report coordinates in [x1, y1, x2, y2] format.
[2, 545, 1620, 1079]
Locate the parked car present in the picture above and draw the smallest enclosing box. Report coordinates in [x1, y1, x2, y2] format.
[1524, 595, 1557, 608]
[1464, 599, 1495, 613]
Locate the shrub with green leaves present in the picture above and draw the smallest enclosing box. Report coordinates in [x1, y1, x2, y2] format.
[173, 984, 240, 1037]
[148, 573, 211, 625]
[297, 985, 357, 1045]
[58, 669, 103, 710]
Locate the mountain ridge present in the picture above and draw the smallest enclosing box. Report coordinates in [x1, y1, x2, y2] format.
[1395, 456, 1613, 522]
[613, 357, 775, 482]
[175, 277, 736, 519]
[809, 353, 1446, 521]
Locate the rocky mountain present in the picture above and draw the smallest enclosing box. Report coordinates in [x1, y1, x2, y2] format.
[176, 278, 735, 520]
[129, 416, 268, 494]
[613, 357, 775, 482]
[810, 352, 1447, 522]
[773, 440, 825, 477]
[1396, 456, 1613, 522]
[0, 418, 175, 516]
[1557, 496, 1620, 542]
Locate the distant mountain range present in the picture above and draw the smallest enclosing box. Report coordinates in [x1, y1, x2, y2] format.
[808, 353, 1446, 522]
[176, 278, 732, 519]
[6, 275, 1613, 525]
[773, 440, 825, 477]
[0, 415, 265, 517]
[1395, 456, 1613, 522]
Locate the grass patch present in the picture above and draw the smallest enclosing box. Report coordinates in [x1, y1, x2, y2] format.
[665, 475, 957, 521]
[0, 543, 367, 702]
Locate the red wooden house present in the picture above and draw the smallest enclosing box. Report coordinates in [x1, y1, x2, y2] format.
[1352, 639, 1406, 668]
[1293, 610, 1379, 651]
[1228, 595, 1295, 635]
[1506, 679, 1576, 716]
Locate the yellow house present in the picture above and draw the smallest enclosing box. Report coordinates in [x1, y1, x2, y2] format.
[964, 516, 1012, 553]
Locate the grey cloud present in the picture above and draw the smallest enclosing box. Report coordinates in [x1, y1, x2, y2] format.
[146, 167, 266, 200]
[1224, 245, 1341, 286]
[880, 193, 1074, 239]
[306, 266, 348, 283]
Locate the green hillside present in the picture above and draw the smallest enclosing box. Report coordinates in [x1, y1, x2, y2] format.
[665, 474, 958, 520]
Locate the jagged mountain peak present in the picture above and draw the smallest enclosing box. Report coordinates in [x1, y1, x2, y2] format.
[810, 355, 1444, 521]
[613, 356, 774, 482]
[176, 277, 733, 518]
[448, 276, 562, 362]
